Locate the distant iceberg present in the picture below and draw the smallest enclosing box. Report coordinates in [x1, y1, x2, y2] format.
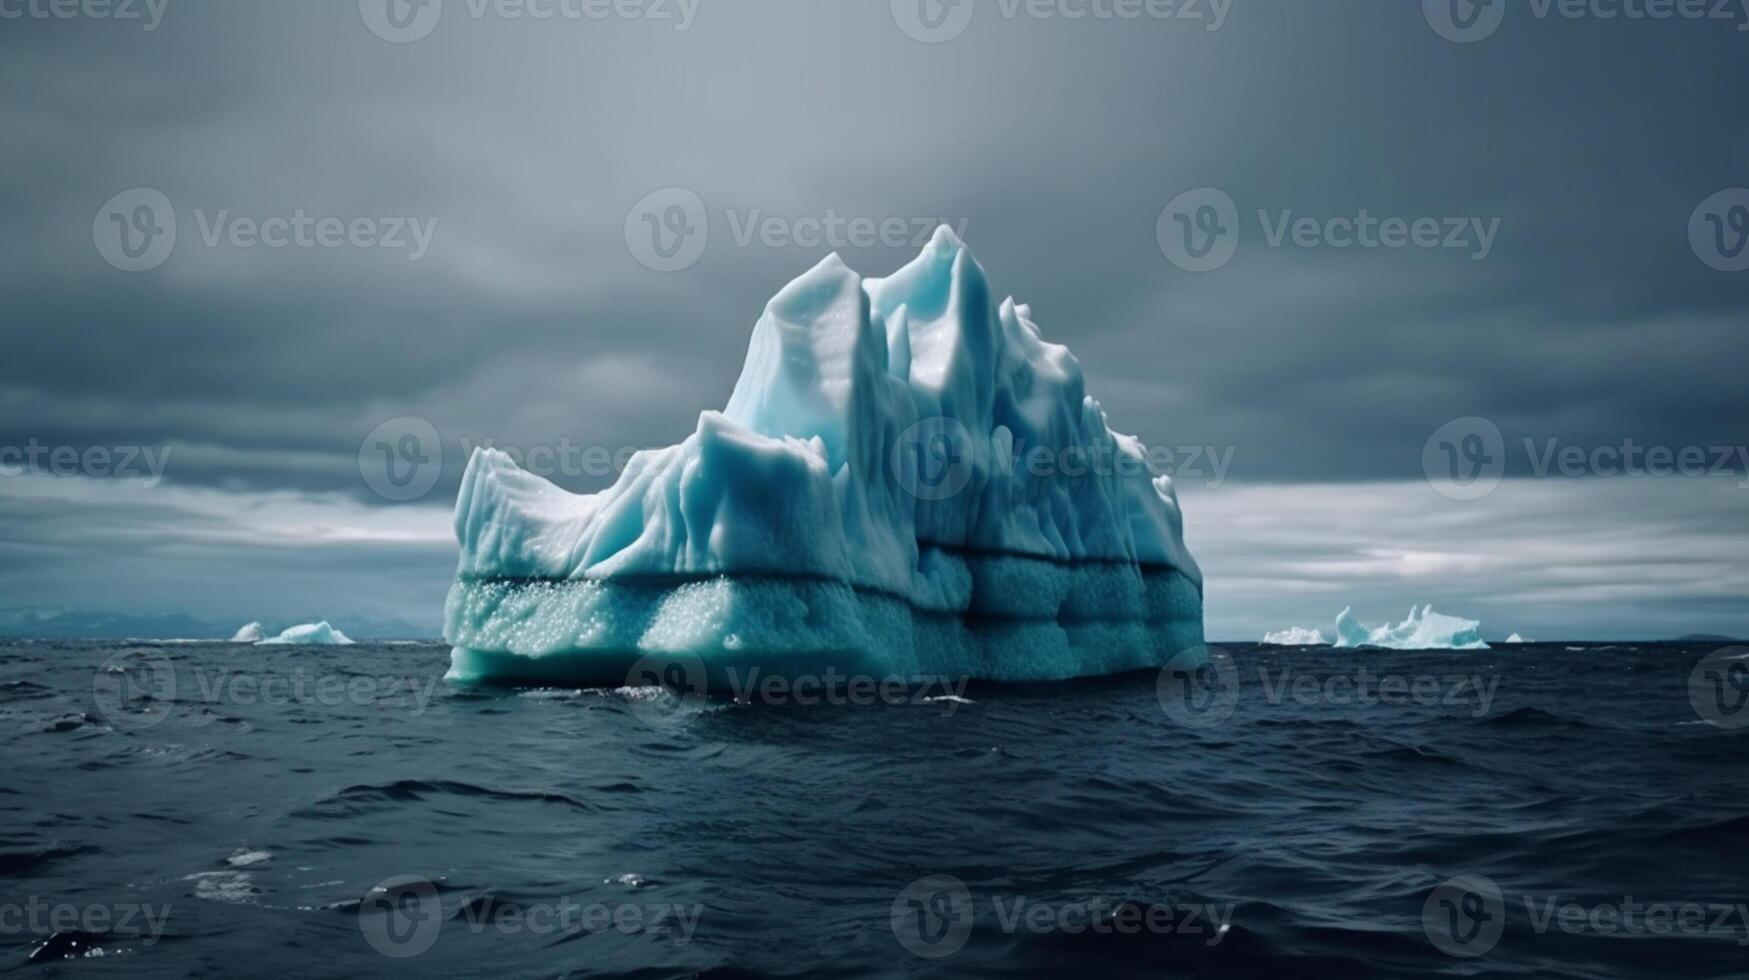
[229, 622, 265, 643]
[257, 622, 354, 646]
[443, 228, 1203, 687]
[1333, 606, 1488, 650]
[1505, 633, 1528, 644]
[1262, 626, 1326, 646]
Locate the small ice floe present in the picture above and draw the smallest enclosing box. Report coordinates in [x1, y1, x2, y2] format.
[227, 848, 272, 868]
[183, 870, 257, 904]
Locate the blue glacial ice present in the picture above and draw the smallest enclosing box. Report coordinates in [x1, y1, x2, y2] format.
[1332, 605, 1488, 651]
[257, 622, 355, 646]
[443, 227, 1203, 687]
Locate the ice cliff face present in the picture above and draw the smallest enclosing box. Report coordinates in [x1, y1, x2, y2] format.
[445, 227, 1203, 685]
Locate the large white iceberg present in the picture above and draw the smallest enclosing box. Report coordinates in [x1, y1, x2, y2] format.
[443, 228, 1203, 686]
[257, 622, 355, 646]
[1333, 605, 1488, 651]
[229, 622, 265, 643]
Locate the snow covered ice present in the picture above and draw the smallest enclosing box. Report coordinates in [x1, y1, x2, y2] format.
[257, 622, 354, 646]
[1333, 605, 1488, 651]
[1262, 626, 1327, 646]
[229, 622, 265, 643]
[443, 227, 1203, 687]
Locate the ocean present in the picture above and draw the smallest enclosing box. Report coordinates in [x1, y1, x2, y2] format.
[2, 639, 1745, 978]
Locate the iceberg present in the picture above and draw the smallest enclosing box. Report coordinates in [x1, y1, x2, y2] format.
[229, 622, 265, 643]
[1262, 626, 1326, 646]
[1332, 606, 1488, 651]
[258, 622, 354, 646]
[1504, 633, 1528, 644]
[443, 227, 1203, 687]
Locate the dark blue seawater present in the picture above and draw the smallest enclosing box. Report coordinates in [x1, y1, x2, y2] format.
[2, 639, 1746, 978]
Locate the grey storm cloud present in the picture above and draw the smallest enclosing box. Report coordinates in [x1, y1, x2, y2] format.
[1, 0, 1745, 634]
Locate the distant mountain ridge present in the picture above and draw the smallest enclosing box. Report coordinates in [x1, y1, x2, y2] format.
[0, 607, 435, 641]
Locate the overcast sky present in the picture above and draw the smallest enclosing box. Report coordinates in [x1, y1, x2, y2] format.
[2, 0, 1746, 639]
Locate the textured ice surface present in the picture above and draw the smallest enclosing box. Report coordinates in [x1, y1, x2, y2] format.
[257, 622, 354, 646]
[1262, 626, 1327, 646]
[229, 622, 265, 643]
[1333, 606, 1488, 651]
[445, 228, 1203, 686]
